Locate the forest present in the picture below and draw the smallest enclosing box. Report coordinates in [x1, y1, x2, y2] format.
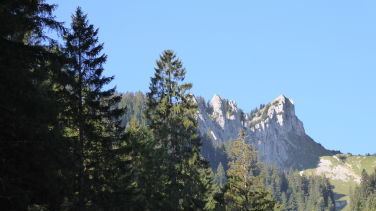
[0, 1, 375, 210]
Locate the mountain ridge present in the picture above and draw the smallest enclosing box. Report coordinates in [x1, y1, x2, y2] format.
[196, 94, 337, 170]
[119, 92, 339, 170]
[118, 92, 375, 210]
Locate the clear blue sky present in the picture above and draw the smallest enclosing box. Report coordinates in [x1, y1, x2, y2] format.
[49, 0, 375, 155]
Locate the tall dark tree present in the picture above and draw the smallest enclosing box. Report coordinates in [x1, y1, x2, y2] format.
[119, 118, 167, 210]
[62, 7, 124, 210]
[146, 50, 217, 209]
[0, 0, 68, 210]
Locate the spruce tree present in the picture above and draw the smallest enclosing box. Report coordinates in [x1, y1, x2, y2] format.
[0, 0, 68, 209]
[146, 50, 216, 209]
[350, 168, 376, 211]
[121, 118, 167, 210]
[62, 7, 124, 210]
[215, 162, 227, 188]
[224, 129, 276, 211]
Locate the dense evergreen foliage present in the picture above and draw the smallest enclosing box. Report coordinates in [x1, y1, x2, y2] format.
[0, 1, 348, 211]
[215, 162, 227, 189]
[350, 169, 376, 211]
[118, 91, 147, 126]
[0, 1, 67, 209]
[263, 167, 336, 211]
[60, 7, 126, 209]
[113, 92, 340, 211]
[223, 130, 277, 210]
[145, 50, 220, 210]
[201, 132, 229, 170]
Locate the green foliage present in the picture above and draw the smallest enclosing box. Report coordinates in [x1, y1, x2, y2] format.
[201, 132, 229, 170]
[350, 168, 376, 211]
[0, 0, 68, 210]
[119, 119, 166, 210]
[263, 167, 336, 211]
[0, 2, 347, 210]
[260, 104, 271, 120]
[215, 162, 227, 188]
[337, 154, 348, 162]
[224, 130, 277, 211]
[61, 7, 125, 209]
[146, 50, 218, 210]
[118, 91, 147, 126]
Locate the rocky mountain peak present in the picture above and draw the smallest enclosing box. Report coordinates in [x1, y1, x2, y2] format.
[209, 94, 226, 129]
[247, 95, 305, 137]
[271, 95, 296, 119]
[197, 94, 333, 170]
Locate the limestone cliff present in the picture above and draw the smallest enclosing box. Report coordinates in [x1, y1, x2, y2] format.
[197, 94, 335, 170]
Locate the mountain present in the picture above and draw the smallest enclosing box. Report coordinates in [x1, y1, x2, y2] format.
[119, 92, 376, 209]
[196, 94, 337, 170]
[118, 92, 338, 170]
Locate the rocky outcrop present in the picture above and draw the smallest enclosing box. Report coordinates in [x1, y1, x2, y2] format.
[197, 94, 334, 170]
[196, 94, 242, 146]
[119, 92, 335, 170]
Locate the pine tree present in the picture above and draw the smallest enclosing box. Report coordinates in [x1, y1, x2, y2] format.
[0, 0, 68, 210]
[224, 129, 276, 211]
[118, 92, 147, 126]
[201, 166, 224, 211]
[146, 50, 216, 209]
[215, 162, 227, 188]
[350, 168, 376, 211]
[61, 7, 124, 210]
[120, 118, 167, 210]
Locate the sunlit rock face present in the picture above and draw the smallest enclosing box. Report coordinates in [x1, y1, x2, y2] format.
[196, 95, 241, 145]
[196, 95, 334, 170]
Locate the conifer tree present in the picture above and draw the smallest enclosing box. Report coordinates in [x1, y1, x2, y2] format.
[121, 118, 167, 210]
[224, 129, 276, 211]
[146, 50, 216, 209]
[350, 168, 376, 211]
[215, 162, 227, 188]
[62, 7, 124, 210]
[0, 0, 68, 209]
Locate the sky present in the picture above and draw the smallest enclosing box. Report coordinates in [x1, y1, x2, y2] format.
[48, 0, 376, 155]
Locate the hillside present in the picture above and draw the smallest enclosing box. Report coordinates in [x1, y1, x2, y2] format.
[301, 154, 376, 210]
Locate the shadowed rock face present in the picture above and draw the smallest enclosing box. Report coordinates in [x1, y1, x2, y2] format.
[197, 95, 335, 170]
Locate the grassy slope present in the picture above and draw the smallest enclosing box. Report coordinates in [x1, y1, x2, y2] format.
[302, 154, 376, 211]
